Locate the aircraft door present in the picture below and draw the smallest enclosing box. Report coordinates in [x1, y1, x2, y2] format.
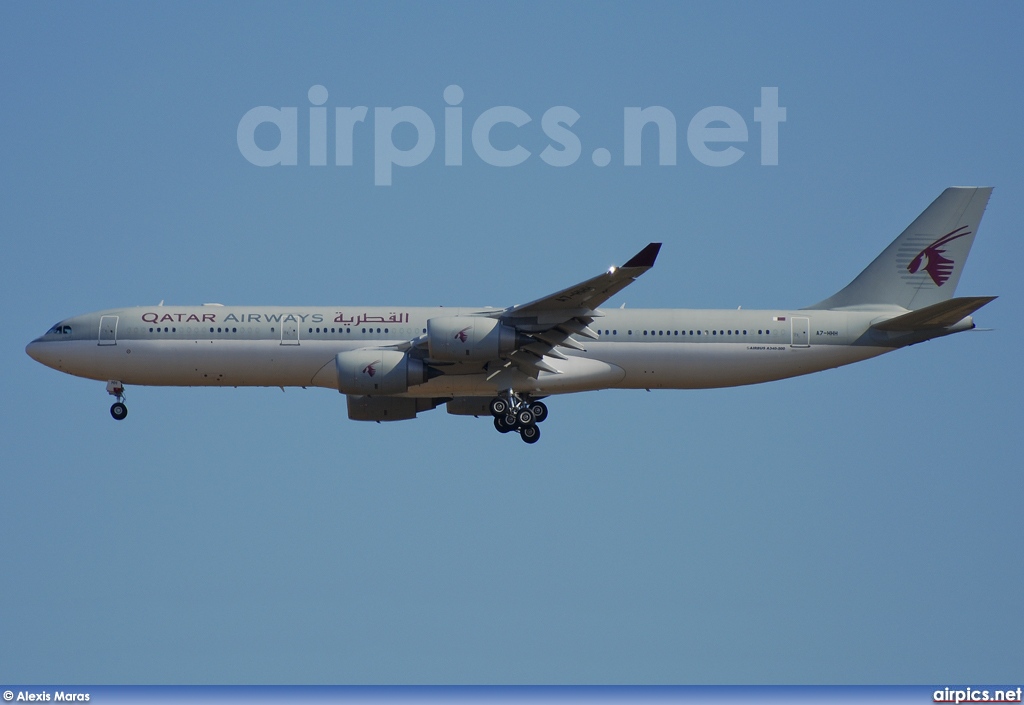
[281, 316, 300, 345]
[791, 316, 810, 347]
[98, 315, 118, 346]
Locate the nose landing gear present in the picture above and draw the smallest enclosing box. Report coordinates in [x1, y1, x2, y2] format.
[106, 380, 128, 421]
[489, 390, 548, 444]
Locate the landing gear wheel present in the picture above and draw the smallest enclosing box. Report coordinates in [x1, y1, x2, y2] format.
[489, 398, 509, 417]
[516, 408, 535, 426]
[503, 413, 517, 428]
[529, 402, 548, 423]
[110, 402, 128, 421]
[494, 416, 514, 434]
[520, 424, 540, 444]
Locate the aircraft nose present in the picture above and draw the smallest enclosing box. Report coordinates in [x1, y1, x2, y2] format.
[26, 339, 44, 363]
[26, 338, 68, 372]
[26, 338, 59, 369]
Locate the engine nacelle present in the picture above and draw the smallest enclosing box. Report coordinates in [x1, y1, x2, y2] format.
[336, 349, 426, 396]
[427, 316, 517, 362]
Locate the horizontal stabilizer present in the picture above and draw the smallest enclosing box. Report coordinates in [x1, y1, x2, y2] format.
[871, 296, 996, 331]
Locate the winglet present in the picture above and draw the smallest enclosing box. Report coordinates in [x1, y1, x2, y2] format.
[622, 243, 662, 269]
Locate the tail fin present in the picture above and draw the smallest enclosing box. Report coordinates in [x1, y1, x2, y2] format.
[806, 187, 992, 311]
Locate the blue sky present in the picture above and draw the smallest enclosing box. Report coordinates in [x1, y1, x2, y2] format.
[1, 1, 1021, 684]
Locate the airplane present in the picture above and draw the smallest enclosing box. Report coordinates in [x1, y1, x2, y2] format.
[26, 187, 995, 444]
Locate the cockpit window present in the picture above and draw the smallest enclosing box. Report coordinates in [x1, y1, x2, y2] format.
[47, 324, 72, 335]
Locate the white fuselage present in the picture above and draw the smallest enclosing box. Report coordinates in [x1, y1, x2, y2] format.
[26, 304, 907, 397]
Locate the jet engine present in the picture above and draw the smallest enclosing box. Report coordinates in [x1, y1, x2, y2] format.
[336, 349, 426, 395]
[427, 316, 519, 362]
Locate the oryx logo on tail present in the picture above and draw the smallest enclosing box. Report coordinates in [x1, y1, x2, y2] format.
[454, 327, 471, 343]
[907, 226, 972, 287]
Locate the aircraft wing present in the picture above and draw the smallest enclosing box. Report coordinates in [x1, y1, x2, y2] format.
[486, 243, 661, 378]
[501, 243, 662, 320]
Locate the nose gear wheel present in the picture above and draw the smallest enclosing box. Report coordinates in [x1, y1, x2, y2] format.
[106, 380, 128, 421]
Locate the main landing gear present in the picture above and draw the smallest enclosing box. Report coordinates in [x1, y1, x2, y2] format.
[107, 380, 128, 421]
[489, 391, 548, 444]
